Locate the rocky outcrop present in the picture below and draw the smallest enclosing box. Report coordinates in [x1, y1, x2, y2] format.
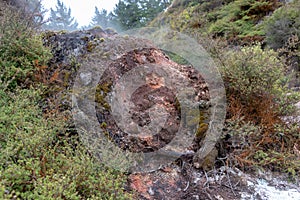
[41, 27, 117, 110]
[41, 26, 226, 199]
[42, 26, 214, 162]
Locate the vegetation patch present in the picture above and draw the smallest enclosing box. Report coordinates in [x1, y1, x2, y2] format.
[264, 0, 300, 50]
[208, 0, 281, 43]
[0, 2, 133, 199]
[220, 44, 300, 176]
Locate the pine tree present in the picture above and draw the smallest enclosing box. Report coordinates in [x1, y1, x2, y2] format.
[140, 0, 170, 24]
[90, 7, 110, 28]
[112, 0, 142, 30]
[112, 0, 171, 30]
[43, 0, 78, 31]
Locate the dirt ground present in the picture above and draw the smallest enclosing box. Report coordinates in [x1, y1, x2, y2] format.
[127, 159, 300, 200]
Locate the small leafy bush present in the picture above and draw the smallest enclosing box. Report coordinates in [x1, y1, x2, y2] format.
[222, 45, 285, 101]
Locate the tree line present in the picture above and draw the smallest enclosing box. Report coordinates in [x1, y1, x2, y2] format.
[43, 0, 172, 31]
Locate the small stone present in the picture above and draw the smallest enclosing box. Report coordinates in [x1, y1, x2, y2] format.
[148, 187, 155, 195]
[193, 147, 218, 170]
[80, 72, 92, 86]
[295, 101, 300, 114]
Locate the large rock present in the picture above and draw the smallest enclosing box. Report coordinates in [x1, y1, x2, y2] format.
[42, 27, 217, 173]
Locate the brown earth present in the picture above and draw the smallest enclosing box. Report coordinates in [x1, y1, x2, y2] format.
[95, 48, 209, 154]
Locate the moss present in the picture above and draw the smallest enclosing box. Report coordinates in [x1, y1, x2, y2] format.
[97, 82, 112, 94]
[197, 147, 218, 170]
[63, 70, 71, 87]
[174, 98, 181, 113]
[100, 122, 107, 129]
[95, 82, 113, 110]
[185, 108, 209, 139]
[95, 93, 108, 109]
[196, 123, 209, 138]
[86, 41, 96, 52]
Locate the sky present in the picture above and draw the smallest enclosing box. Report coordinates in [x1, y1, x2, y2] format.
[41, 0, 119, 27]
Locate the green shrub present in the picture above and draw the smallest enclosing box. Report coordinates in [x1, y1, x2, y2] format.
[0, 1, 52, 90]
[0, 88, 132, 199]
[150, 0, 232, 33]
[222, 44, 285, 100]
[264, 0, 300, 91]
[221, 44, 300, 175]
[264, 0, 300, 50]
[221, 43, 300, 127]
[209, 0, 280, 41]
[0, 2, 132, 198]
